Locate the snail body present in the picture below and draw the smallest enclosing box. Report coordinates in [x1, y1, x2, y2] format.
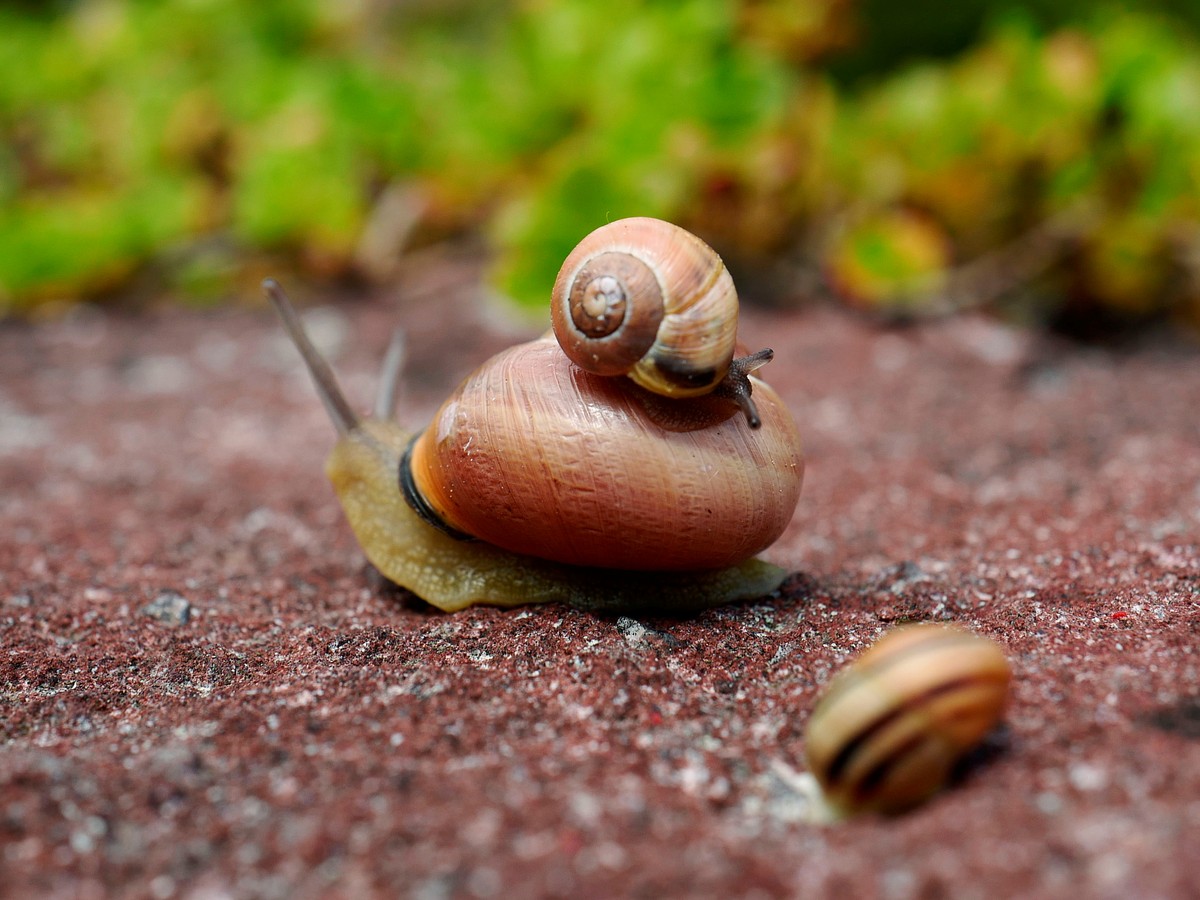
[264, 217, 803, 613]
[804, 623, 1012, 816]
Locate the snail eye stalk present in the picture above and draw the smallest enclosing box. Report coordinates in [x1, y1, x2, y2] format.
[715, 348, 775, 429]
[264, 279, 360, 436]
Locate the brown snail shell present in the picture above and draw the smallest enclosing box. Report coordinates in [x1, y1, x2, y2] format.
[804, 623, 1012, 816]
[406, 335, 803, 571]
[552, 217, 739, 398]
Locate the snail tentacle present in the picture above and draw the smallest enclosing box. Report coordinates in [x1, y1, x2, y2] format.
[264, 279, 360, 436]
[374, 328, 407, 420]
[714, 348, 774, 429]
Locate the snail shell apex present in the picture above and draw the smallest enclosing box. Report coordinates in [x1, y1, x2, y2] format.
[804, 623, 1012, 816]
[552, 217, 739, 398]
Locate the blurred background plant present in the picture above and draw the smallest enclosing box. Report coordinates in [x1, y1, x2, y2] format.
[2, 0, 1198, 335]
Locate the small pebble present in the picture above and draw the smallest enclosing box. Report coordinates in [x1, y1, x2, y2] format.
[141, 591, 192, 625]
[1068, 762, 1109, 792]
[1035, 792, 1063, 814]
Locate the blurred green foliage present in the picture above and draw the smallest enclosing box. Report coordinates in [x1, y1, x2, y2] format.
[1, 0, 1198, 332]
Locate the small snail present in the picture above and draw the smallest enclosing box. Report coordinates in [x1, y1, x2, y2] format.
[804, 622, 1012, 816]
[551, 217, 764, 423]
[265, 217, 804, 613]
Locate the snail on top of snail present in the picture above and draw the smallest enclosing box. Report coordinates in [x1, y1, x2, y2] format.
[266, 217, 804, 613]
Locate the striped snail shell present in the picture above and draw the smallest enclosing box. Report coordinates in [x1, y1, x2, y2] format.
[804, 622, 1012, 816]
[552, 217, 739, 400]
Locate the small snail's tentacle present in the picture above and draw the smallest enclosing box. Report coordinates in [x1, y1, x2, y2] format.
[714, 348, 774, 429]
[264, 279, 360, 436]
[375, 328, 407, 420]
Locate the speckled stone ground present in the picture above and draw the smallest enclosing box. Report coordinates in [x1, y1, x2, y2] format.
[1, 279, 1198, 899]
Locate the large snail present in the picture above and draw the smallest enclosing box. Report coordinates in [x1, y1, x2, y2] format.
[266, 217, 804, 613]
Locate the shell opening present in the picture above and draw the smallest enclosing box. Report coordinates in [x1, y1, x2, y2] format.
[398, 435, 475, 541]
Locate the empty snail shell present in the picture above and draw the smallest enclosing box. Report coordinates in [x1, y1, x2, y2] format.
[804, 622, 1012, 816]
[263, 218, 804, 612]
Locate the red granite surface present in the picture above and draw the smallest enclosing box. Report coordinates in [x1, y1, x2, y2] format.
[1, 281, 1198, 898]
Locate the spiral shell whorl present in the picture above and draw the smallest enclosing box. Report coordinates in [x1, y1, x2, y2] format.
[552, 217, 739, 397]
